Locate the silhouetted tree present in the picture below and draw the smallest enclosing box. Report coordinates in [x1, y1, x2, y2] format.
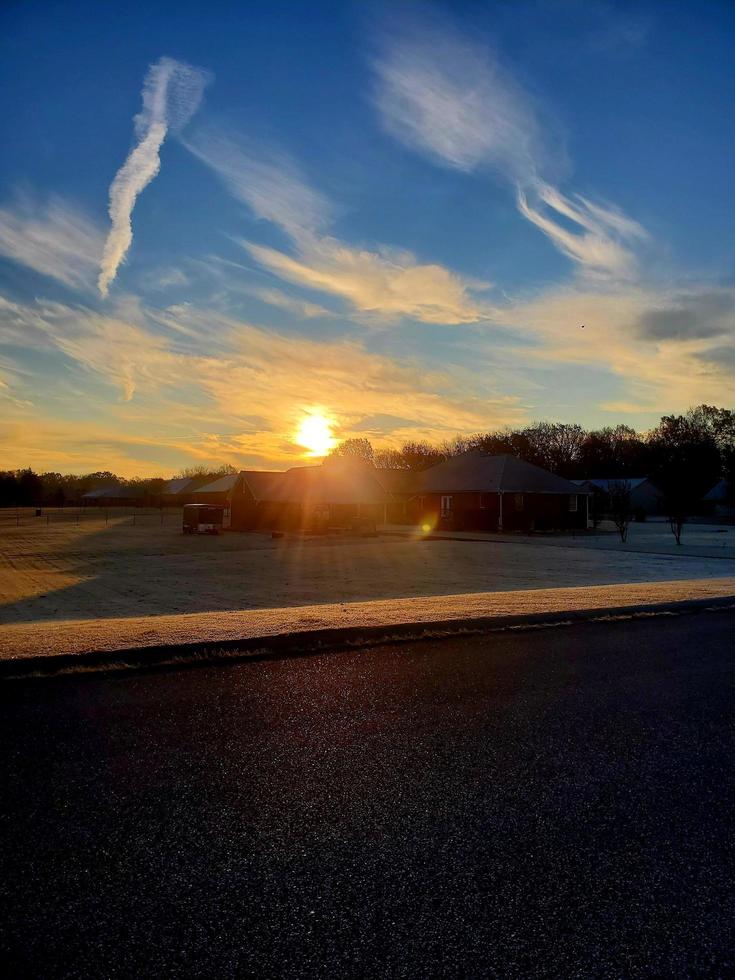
[330, 438, 375, 463]
[647, 412, 722, 545]
[374, 441, 446, 471]
[608, 480, 633, 543]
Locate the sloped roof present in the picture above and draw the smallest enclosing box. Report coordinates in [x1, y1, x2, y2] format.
[573, 477, 651, 492]
[374, 469, 420, 495]
[162, 477, 196, 495]
[82, 485, 135, 499]
[259, 459, 388, 505]
[418, 452, 585, 495]
[704, 478, 729, 502]
[241, 470, 283, 501]
[193, 474, 239, 494]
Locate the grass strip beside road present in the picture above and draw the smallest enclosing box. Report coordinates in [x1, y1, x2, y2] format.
[1, 577, 735, 678]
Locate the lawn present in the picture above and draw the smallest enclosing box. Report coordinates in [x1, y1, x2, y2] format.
[2, 510, 735, 625]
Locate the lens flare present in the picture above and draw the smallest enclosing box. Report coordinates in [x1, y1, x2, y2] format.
[295, 413, 336, 456]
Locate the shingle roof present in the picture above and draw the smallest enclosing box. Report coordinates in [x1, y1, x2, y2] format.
[704, 478, 729, 502]
[162, 477, 196, 495]
[193, 474, 239, 494]
[418, 452, 584, 495]
[573, 477, 650, 492]
[258, 459, 388, 505]
[241, 471, 283, 501]
[82, 485, 135, 499]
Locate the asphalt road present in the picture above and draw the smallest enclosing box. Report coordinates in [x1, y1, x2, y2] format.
[2, 611, 735, 979]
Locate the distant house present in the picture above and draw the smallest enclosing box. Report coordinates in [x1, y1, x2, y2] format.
[81, 485, 141, 507]
[161, 477, 199, 506]
[573, 477, 663, 517]
[191, 473, 240, 506]
[416, 451, 589, 532]
[702, 479, 735, 520]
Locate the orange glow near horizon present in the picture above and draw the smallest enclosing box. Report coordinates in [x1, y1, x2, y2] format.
[295, 412, 337, 457]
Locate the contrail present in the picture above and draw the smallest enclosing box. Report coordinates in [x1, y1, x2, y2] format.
[98, 57, 209, 297]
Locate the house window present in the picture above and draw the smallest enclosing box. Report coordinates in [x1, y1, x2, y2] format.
[479, 493, 493, 509]
[514, 494, 524, 512]
[440, 495, 453, 516]
[569, 495, 578, 512]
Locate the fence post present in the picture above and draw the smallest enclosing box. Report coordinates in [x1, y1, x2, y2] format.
[16, 508, 19, 527]
[105, 509, 108, 526]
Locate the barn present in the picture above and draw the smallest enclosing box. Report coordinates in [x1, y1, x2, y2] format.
[416, 451, 590, 532]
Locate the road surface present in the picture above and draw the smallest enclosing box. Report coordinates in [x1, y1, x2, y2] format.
[2, 611, 735, 977]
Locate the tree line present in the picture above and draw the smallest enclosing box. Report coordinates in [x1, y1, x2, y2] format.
[335, 404, 733, 477]
[0, 465, 236, 508]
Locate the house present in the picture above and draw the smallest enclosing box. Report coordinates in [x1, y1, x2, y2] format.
[230, 459, 389, 531]
[702, 479, 735, 520]
[374, 468, 421, 524]
[161, 477, 199, 506]
[415, 451, 590, 532]
[573, 477, 663, 517]
[191, 473, 240, 506]
[81, 485, 142, 507]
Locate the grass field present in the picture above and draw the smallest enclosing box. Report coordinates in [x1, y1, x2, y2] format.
[2, 508, 735, 626]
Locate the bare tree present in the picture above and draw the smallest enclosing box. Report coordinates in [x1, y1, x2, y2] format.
[608, 480, 632, 543]
[330, 438, 374, 463]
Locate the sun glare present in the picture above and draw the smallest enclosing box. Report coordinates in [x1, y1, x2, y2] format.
[295, 413, 336, 457]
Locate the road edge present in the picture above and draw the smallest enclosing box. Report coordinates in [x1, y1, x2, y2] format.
[3, 595, 734, 681]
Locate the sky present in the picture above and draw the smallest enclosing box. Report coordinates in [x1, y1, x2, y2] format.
[1, 0, 734, 476]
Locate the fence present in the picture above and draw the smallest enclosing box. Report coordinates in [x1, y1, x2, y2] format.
[0, 506, 184, 530]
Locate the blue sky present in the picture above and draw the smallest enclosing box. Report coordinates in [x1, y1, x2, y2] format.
[1, 0, 734, 475]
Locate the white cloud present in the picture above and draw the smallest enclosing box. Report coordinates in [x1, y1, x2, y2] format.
[242, 238, 492, 323]
[98, 57, 210, 297]
[184, 128, 330, 241]
[0, 195, 103, 289]
[517, 183, 646, 280]
[185, 129, 492, 323]
[374, 27, 541, 180]
[373, 23, 646, 280]
[239, 285, 330, 319]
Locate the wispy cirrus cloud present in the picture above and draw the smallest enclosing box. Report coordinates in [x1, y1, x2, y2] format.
[242, 238, 491, 324]
[185, 127, 493, 323]
[0, 292, 523, 472]
[98, 56, 210, 298]
[516, 183, 647, 280]
[184, 129, 330, 241]
[373, 23, 646, 280]
[0, 194, 104, 290]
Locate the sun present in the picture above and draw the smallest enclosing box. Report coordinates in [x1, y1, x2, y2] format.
[295, 412, 336, 457]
